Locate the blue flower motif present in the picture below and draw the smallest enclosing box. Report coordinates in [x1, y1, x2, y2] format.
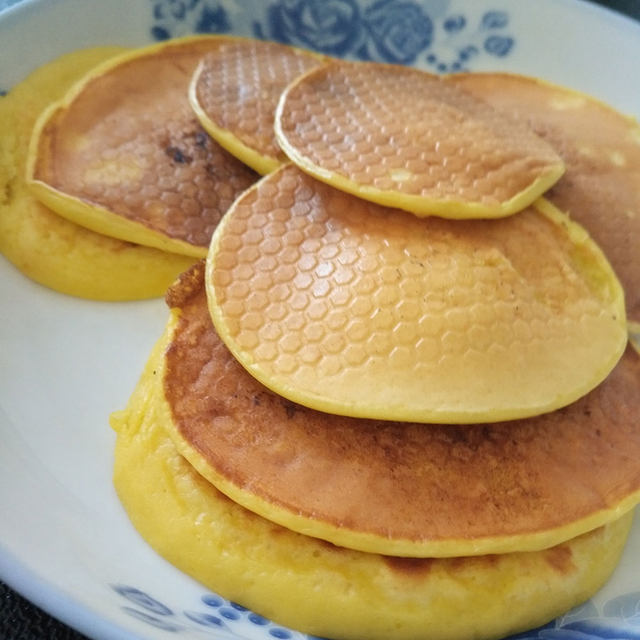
[249, 612, 270, 626]
[443, 14, 466, 33]
[150, 0, 230, 40]
[481, 10, 509, 29]
[484, 34, 513, 57]
[112, 584, 174, 615]
[266, 0, 363, 56]
[193, 4, 231, 33]
[363, 0, 433, 64]
[183, 610, 225, 627]
[201, 593, 225, 608]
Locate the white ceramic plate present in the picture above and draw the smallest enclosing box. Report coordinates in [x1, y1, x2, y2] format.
[1, 1, 639, 639]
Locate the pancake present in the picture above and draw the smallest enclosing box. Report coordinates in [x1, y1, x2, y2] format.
[205, 164, 626, 425]
[110, 265, 634, 640]
[136, 263, 638, 558]
[450, 72, 640, 325]
[27, 36, 259, 258]
[274, 61, 565, 218]
[0, 47, 196, 301]
[189, 38, 324, 174]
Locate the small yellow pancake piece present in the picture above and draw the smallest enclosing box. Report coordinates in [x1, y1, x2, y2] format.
[27, 36, 258, 258]
[110, 302, 633, 640]
[189, 38, 324, 174]
[206, 165, 626, 424]
[0, 47, 195, 300]
[450, 72, 640, 324]
[274, 61, 565, 218]
[158, 265, 639, 558]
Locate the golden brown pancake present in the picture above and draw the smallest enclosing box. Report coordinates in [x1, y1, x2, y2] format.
[111, 324, 633, 640]
[0, 47, 196, 300]
[189, 38, 324, 174]
[27, 36, 259, 257]
[157, 263, 639, 558]
[205, 165, 626, 425]
[450, 72, 640, 324]
[274, 61, 565, 218]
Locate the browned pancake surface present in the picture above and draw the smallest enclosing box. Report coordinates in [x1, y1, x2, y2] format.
[32, 38, 258, 249]
[192, 39, 323, 166]
[163, 265, 640, 553]
[451, 72, 640, 321]
[275, 61, 564, 218]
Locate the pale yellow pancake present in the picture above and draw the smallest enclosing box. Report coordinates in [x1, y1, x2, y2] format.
[111, 274, 634, 639]
[0, 47, 195, 300]
[27, 37, 258, 258]
[206, 165, 627, 425]
[451, 72, 640, 325]
[275, 61, 565, 218]
[126, 264, 638, 559]
[189, 37, 324, 174]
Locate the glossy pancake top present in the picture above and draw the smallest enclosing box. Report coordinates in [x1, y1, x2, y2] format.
[162, 264, 640, 558]
[27, 36, 258, 257]
[275, 61, 565, 218]
[205, 165, 626, 424]
[189, 38, 324, 174]
[450, 72, 640, 324]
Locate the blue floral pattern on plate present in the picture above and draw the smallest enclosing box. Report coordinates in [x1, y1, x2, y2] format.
[149, 0, 514, 71]
[113, 583, 640, 639]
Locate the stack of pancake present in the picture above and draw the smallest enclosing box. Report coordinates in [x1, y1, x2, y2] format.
[3, 35, 639, 640]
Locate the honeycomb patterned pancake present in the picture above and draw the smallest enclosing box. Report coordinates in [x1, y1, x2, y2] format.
[0, 47, 195, 300]
[451, 72, 640, 326]
[274, 61, 565, 218]
[206, 165, 626, 424]
[189, 38, 324, 174]
[129, 265, 640, 560]
[111, 290, 633, 639]
[27, 36, 259, 258]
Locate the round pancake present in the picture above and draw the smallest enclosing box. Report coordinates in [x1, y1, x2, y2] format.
[111, 308, 633, 640]
[158, 264, 638, 558]
[274, 61, 565, 218]
[27, 36, 258, 258]
[0, 47, 195, 301]
[206, 165, 626, 424]
[450, 72, 640, 324]
[189, 38, 324, 174]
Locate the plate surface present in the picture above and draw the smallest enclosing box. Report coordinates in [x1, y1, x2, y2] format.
[1, 1, 639, 639]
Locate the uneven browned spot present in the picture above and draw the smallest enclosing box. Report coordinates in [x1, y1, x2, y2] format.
[165, 260, 206, 309]
[543, 545, 576, 575]
[383, 556, 435, 577]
